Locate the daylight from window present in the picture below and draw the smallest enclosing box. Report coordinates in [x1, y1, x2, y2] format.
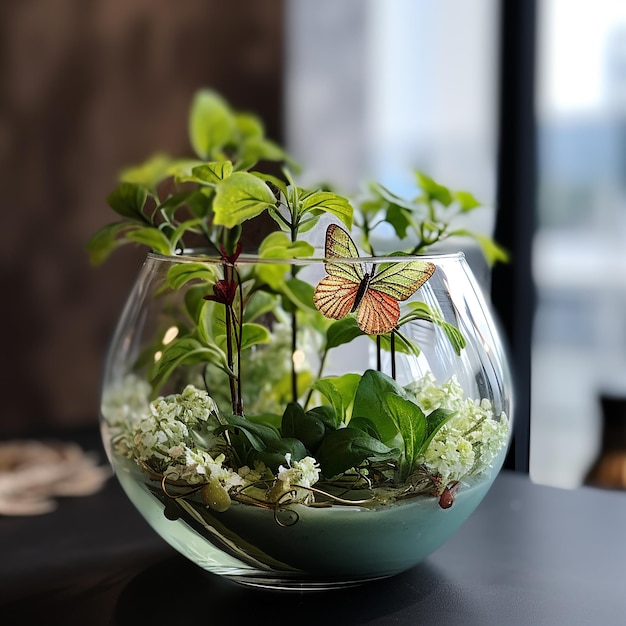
[531, 0, 626, 488]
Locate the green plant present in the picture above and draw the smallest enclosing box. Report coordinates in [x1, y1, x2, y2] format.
[95, 89, 509, 513]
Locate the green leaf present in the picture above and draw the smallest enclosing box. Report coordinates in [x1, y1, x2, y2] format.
[419, 408, 457, 455]
[325, 317, 364, 350]
[235, 137, 289, 171]
[151, 337, 229, 392]
[166, 262, 217, 290]
[280, 277, 317, 311]
[218, 413, 281, 451]
[186, 188, 214, 219]
[243, 290, 280, 323]
[191, 161, 233, 184]
[259, 232, 315, 259]
[188, 90, 235, 159]
[125, 227, 173, 255]
[106, 183, 149, 222]
[385, 204, 413, 239]
[415, 171, 453, 207]
[447, 229, 509, 265]
[212, 172, 276, 228]
[373, 331, 421, 357]
[310, 373, 361, 425]
[256, 438, 308, 471]
[352, 369, 408, 445]
[453, 190, 482, 212]
[299, 190, 353, 229]
[239, 323, 271, 351]
[315, 428, 398, 478]
[281, 402, 326, 452]
[234, 112, 264, 139]
[305, 405, 338, 430]
[347, 416, 384, 440]
[85, 222, 138, 265]
[255, 261, 289, 291]
[119, 153, 173, 191]
[184, 284, 211, 326]
[385, 393, 427, 473]
[403, 302, 466, 356]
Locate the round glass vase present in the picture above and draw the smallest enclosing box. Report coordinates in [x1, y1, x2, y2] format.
[99, 249, 513, 590]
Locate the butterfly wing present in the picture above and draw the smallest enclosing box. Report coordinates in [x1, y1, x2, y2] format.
[324, 223, 364, 283]
[356, 288, 400, 335]
[369, 260, 435, 301]
[313, 274, 360, 320]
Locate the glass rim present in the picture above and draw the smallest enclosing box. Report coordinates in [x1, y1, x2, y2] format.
[147, 248, 467, 266]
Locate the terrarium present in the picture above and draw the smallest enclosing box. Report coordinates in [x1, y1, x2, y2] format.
[91, 90, 512, 590]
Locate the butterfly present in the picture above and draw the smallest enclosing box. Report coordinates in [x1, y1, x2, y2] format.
[313, 224, 436, 335]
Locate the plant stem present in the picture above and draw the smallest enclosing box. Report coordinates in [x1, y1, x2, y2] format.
[391, 330, 396, 380]
[291, 310, 298, 402]
[303, 346, 328, 410]
[376, 335, 382, 371]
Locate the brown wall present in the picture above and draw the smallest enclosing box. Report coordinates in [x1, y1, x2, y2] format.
[0, 0, 284, 436]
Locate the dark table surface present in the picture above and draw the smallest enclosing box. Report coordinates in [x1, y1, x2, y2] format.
[2, 432, 626, 626]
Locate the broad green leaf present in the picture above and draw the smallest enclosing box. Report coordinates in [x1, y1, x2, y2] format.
[106, 183, 149, 222]
[125, 227, 173, 255]
[352, 369, 408, 445]
[255, 261, 289, 291]
[168, 159, 206, 182]
[385, 204, 413, 239]
[415, 171, 453, 207]
[239, 323, 271, 351]
[85, 222, 138, 265]
[475, 232, 510, 265]
[185, 284, 211, 326]
[280, 277, 317, 311]
[166, 262, 217, 290]
[212, 172, 276, 228]
[259, 232, 315, 259]
[368, 181, 414, 211]
[385, 393, 427, 472]
[235, 137, 289, 171]
[315, 427, 398, 478]
[243, 290, 280, 323]
[253, 173, 288, 200]
[234, 112, 264, 139]
[310, 373, 361, 425]
[188, 90, 235, 159]
[453, 190, 482, 212]
[299, 190, 353, 229]
[403, 302, 466, 356]
[325, 317, 364, 350]
[418, 408, 457, 455]
[191, 161, 233, 184]
[186, 188, 214, 219]
[373, 331, 421, 357]
[348, 416, 383, 440]
[156, 192, 194, 221]
[305, 405, 338, 430]
[256, 438, 308, 471]
[151, 337, 229, 392]
[281, 402, 326, 452]
[218, 413, 281, 451]
[119, 153, 173, 191]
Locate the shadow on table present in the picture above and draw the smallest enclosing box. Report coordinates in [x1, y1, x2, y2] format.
[113, 555, 461, 626]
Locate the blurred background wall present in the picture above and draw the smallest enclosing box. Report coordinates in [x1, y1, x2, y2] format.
[0, 0, 284, 436]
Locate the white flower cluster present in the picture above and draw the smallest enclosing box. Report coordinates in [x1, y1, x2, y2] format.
[407, 372, 509, 487]
[115, 384, 248, 496]
[105, 381, 321, 508]
[269, 453, 321, 504]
